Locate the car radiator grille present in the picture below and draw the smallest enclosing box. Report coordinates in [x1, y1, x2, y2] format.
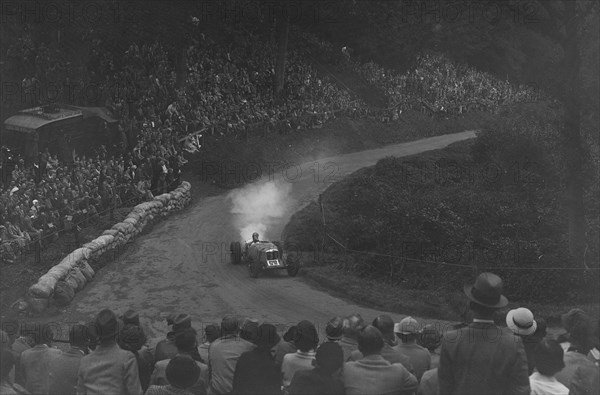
[267, 251, 279, 260]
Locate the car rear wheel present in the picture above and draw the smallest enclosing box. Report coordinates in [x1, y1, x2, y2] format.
[230, 241, 241, 265]
[249, 258, 261, 278]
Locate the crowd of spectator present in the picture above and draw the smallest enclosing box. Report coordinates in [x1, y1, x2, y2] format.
[0, 272, 598, 395]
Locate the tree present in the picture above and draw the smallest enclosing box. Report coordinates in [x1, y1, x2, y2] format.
[274, 0, 290, 100]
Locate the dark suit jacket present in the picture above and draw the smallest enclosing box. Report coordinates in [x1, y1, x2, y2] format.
[289, 367, 344, 395]
[438, 322, 530, 395]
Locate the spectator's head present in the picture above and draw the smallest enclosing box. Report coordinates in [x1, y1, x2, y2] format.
[121, 309, 140, 327]
[118, 324, 147, 352]
[372, 315, 395, 340]
[561, 309, 589, 334]
[534, 339, 565, 377]
[221, 314, 239, 336]
[172, 314, 192, 333]
[342, 314, 365, 340]
[569, 318, 593, 354]
[314, 342, 344, 375]
[204, 324, 220, 344]
[166, 355, 200, 390]
[240, 318, 259, 343]
[464, 273, 508, 318]
[395, 316, 421, 343]
[254, 324, 281, 350]
[325, 316, 343, 341]
[22, 322, 54, 346]
[94, 309, 122, 343]
[69, 324, 90, 350]
[419, 324, 442, 352]
[175, 328, 198, 354]
[358, 325, 385, 357]
[283, 325, 297, 343]
[0, 350, 14, 382]
[506, 308, 537, 337]
[295, 320, 319, 352]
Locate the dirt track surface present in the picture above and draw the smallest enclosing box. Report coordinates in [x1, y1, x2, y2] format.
[56, 131, 477, 345]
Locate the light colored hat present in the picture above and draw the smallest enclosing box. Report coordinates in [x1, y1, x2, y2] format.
[506, 308, 537, 336]
[395, 316, 420, 335]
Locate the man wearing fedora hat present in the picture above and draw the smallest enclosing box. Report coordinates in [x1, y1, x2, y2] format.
[155, 313, 202, 363]
[77, 309, 142, 395]
[438, 272, 530, 395]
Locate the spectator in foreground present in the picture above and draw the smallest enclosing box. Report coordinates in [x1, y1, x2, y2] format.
[506, 308, 546, 374]
[1, 350, 29, 395]
[77, 309, 142, 395]
[155, 314, 201, 363]
[529, 339, 569, 395]
[418, 324, 442, 369]
[343, 325, 417, 395]
[48, 324, 89, 395]
[146, 356, 201, 395]
[119, 322, 154, 392]
[208, 315, 254, 395]
[18, 323, 61, 395]
[274, 325, 297, 369]
[324, 316, 344, 343]
[557, 309, 589, 352]
[339, 314, 364, 362]
[281, 320, 320, 389]
[232, 323, 282, 395]
[289, 341, 345, 395]
[438, 272, 530, 395]
[198, 325, 220, 365]
[394, 316, 430, 380]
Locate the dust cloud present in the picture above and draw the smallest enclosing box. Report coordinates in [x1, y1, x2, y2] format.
[228, 180, 293, 242]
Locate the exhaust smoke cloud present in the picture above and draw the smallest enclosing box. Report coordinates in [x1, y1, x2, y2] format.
[228, 180, 293, 242]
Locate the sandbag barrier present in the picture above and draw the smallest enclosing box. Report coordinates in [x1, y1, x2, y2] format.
[21, 182, 192, 314]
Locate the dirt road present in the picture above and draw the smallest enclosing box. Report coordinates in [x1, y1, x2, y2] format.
[57, 131, 477, 344]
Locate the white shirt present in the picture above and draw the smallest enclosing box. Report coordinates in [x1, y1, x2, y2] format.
[529, 372, 569, 395]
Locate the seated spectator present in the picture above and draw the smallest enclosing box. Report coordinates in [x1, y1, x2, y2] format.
[289, 342, 345, 395]
[418, 368, 439, 395]
[529, 339, 569, 395]
[394, 316, 430, 380]
[350, 315, 414, 373]
[281, 321, 320, 389]
[10, 328, 33, 387]
[155, 314, 201, 362]
[232, 323, 282, 394]
[558, 309, 589, 352]
[48, 324, 89, 395]
[119, 320, 154, 392]
[339, 314, 365, 362]
[418, 324, 442, 369]
[150, 328, 207, 394]
[208, 315, 255, 395]
[198, 325, 220, 365]
[239, 318, 259, 344]
[274, 325, 297, 369]
[1, 350, 29, 395]
[343, 325, 417, 395]
[324, 317, 343, 343]
[18, 323, 61, 394]
[77, 309, 142, 395]
[146, 356, 202, 395]
[506, 307, 541, 373]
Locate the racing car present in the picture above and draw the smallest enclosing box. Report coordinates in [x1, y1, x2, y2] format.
[229, 233, 300, 278]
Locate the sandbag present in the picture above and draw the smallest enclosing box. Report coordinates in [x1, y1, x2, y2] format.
[102, 229, 120, 237]
[29, 276, 57, 298]
[66, 268, 86, 291]
[53, 281, 75, 306]
[27, 295, 49, 313]
[78, 261, 95, 281]
[64, 274, 79, 292]
[46, 266, 69, 281]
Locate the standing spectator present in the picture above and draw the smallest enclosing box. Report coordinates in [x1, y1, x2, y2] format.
[77, 309, 142, 395]
[118, 322, 154, 392]
[232, 323, 282, 395]
[506, 308, 546, 374]
[274, 326, 297, 369]
[198, 325, 220, 365]
[19, 323, 61, 395]
[208, 315, 254, 395]
[529, 339, 569, 395]
[394, 316, 430, 380]
[343, 325, 417, 395]
[48, 324, 89, 395]
[289, 342, 345, 395]
[339, 314, 364, 362]
[438, 272, 530, 395]
[146, 356, 201, 395]
[418, 324, 442, 369]
[324, 317, 344, 344]
[281, 320, 320, 390]
[1, 350, 29, 395]
[150, 328, 207, 394]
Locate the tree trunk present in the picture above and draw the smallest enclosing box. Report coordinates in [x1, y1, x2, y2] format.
[274, 0, 289, 101]
[562, 2, 586, 268]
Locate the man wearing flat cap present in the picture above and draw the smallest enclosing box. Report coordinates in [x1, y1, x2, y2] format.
[438, 272, 530, 395]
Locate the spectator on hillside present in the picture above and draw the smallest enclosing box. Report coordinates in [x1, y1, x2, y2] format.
[343, 325, 417, 395]
[232, 323, 282, 394]
[18, 323, 61, 394]
[77, 309, 142, 395]
[418, 324, 442, 369]
[289, 342, 345, 395]
[438, 272, 530, 395]
[208, 315, 255, 395]
[324, 317, 344, 343]
[281, 320, 320, 389]
[198, 325, 220, 365]
[48, 324, 89, 395]
[529, 339, 569, 395]
[1, 350, 29, 395]
[274, 325, 297, 369]
[146, 356, 202, 395]
[349, 315, 414, 373]
[150, 328, 207, 394]
[339, 314, 365, 362]
[394, 316, 430, 380]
